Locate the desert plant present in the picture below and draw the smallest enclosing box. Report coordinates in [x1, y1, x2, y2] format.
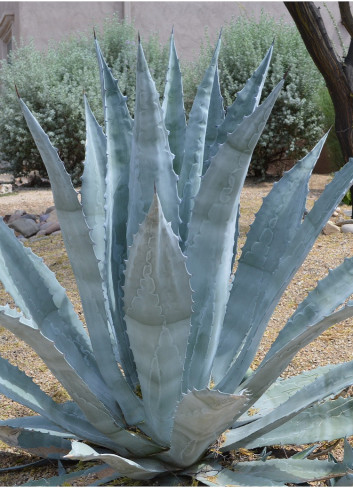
[184, 12, 326, 178]
[2, 33, 353, 485]
[0, 14, 168, 185]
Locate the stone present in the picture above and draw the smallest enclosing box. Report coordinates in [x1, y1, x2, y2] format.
[47, 209, 58, 223]
[336, 219, 353, 227]
[43, 221, 60, 235]
[7, 210, 26, 225]
[9, 217, 40, 238]
[341, 224, 353, 234]
[45, 206, 56, 214]
[322, 221, 340, 235]
[0, 184, 12, 194]
[40, 213, 49, 223]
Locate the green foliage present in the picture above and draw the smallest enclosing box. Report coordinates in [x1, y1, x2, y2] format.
[0, 14, 168, 184]
[183, 12, 326, 178]
[314, 85, 344, 171]
[2, 32, 353, 486]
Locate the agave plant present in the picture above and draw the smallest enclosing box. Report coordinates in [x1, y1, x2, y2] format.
[2, 31, 353, 486]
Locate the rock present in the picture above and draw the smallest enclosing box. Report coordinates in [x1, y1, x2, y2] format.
[9, 217, 40, 238]
[7, 210, 26, 225]
[332, 211, 339, 217]
[344, 209, 352, 217]
[341, 224, 353, 234]
[40, 213, 49, 223]
[322, 221, 340, 235]
[47, 210, 58, 223]
[0, 184, 12, 194]
[22, 213, 38, 221]
[336, 219, 353, 227]
[43, 221, 60, 235]
[45, 206, 55, 214]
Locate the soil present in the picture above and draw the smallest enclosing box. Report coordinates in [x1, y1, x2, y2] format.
[0, 174, 353, 485]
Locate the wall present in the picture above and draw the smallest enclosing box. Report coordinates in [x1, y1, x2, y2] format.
[0, 2, 351, 62]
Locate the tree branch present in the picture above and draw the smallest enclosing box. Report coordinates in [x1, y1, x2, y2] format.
[339, 2, 353, 37]
[284, 2, 350, 94]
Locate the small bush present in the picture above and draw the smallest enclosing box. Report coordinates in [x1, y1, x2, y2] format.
[183, 12, 326, 178]
[0, 15, 168, 184]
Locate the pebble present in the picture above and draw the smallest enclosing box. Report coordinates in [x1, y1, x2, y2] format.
[322, 221, 340, 235]
[341, 224, 353, 234]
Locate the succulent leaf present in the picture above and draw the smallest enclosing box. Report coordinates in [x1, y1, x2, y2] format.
[237, 364, 334, 424]
[81, 94, 107, 265]
[213, 134, 329, 392]
[126, 40, 180, 248]
[162, 30, 186, 176]
[160, 389, 247, 468]
[95, 38, 138, 388]
[19, 99, 143, 426]
[237, 397, 353, 448]
[22, 464, 114, 487]
[242, 273, 353, 408]
[124, 193, 192, 445]
[223, 359, 353, 450]
[184, 79, 284, 391]
[202, 64, 225, 173]
[0, 305, 123, 427]
[66, 441, 168, 480]
[205, 42, 274, 172]
[0, 417, 74, 459]
[191, 459, 350, 486]
[178, 34, 222, 246]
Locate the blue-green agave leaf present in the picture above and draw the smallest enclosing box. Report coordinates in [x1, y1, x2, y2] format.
[237, 364, 334, 425]
[189, 461, 284, 486]
[237, 397, 353, 449]
[0, 222, 122, 422]
[19, 98, 143, 426]
[94, 38, 137, 389]
[0, 353, 163, 457]
[159, 389, 247, 468]
[291, 445, 320, 460]
[126, 39, 180, 248]
[213, 134, 330, 392]
[205, 42, 273, 172]
[202, 64, 225, 174]
[0, 305, 124, 429]
[191, 459, 350, 486]
[22, 463, 114, 486]
[124, 193, 192, 446]
[162, 29, 186, 176]
[81, 94, 107, 265]
[184, 79, 284, 391]
[222, 359, 353, 450]
[178, 33, 221, 246]
[65, 441, 168, 480]
[0, 417, 73, 459]
[0, 356, 128, 454]
[242, 272, 353, 407]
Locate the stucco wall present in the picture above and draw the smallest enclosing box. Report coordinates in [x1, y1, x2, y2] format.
[0, 1, 351, 61]
[129, 2, 293, 60]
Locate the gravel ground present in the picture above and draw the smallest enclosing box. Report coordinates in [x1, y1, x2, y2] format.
[0, 174, 353, 485]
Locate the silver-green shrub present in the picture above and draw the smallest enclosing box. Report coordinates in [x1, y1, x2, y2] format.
[2, 32, 353, 486]
[0, 14, 168, 184]
[184, 12, 326, 178]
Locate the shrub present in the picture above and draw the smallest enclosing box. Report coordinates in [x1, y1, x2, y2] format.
[0, 14, 168, 184]
[183, 12, 326, 178]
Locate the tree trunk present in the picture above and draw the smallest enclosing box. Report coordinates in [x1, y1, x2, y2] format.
[285, 2, 353, 163]
[285, 2, 353, 215]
